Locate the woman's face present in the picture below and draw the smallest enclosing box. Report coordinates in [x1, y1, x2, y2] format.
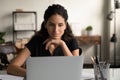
[45, 14, 66, 39]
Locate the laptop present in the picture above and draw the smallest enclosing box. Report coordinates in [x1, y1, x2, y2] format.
[26, 56, 84, 80]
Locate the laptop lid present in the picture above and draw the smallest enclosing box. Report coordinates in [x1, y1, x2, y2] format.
[26, 56, 83, 80]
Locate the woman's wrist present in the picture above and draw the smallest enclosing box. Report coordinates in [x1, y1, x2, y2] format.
[60, 40, 65, 46]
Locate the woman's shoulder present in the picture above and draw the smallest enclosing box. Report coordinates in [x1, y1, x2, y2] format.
[31, 35, 44, 41]
[65, 37, 79, 51]
[28, 35, 45, 44]
[66, 37, 77, 42]
[64, 37, 78, 46]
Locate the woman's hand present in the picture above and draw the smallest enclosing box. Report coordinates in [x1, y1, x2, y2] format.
[43, 38, 64, 50]
[43, 38, 79, 56]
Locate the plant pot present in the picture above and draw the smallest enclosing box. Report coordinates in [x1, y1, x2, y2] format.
[87, 31, 92, 36]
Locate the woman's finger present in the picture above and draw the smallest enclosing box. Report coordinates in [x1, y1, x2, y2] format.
[45, 40, 53, 50]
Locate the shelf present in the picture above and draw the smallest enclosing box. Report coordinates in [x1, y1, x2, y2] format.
[12, 11, 37, 48]
[75, 35, 101, 46]
[75, 35, 102, 60]
[14, 23, 36, 31]
[13, 11, 36, 14]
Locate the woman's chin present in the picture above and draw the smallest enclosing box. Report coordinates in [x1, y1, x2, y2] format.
[51, 36, 61, 39]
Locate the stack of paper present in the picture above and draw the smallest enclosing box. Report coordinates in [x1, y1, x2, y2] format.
[0, 74, 24, 80]
[81, 70, 95, 80]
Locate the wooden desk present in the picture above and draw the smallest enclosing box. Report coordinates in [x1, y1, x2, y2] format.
[82, 68, 120, 80]
[0, 68, 120, 80]
[75, 36, 101, 46]
[75, 36, 101, 60]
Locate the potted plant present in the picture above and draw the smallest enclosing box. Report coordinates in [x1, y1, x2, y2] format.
[85, 25, 93, 36]
[0, 32, 5, 44]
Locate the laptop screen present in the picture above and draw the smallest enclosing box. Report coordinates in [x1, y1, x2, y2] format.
[26, 56, 83, 80]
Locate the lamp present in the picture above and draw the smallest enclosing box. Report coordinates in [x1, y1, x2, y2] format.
[115, 0, 120, 8]
[106, 0, 120, 67]
[106, 11, 114, 20]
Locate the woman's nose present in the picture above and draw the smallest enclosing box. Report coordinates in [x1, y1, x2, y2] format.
[54, 26, 58, 32]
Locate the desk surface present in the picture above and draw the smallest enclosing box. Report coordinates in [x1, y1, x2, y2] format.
[83, 68, 120, 80]
[0, 68, 120, 80]
[75, 36, 101, 46]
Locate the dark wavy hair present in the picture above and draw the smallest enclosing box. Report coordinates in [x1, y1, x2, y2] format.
[36, 4, 74, 41]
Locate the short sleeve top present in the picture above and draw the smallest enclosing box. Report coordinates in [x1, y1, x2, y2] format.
[25, 36, 79, 57]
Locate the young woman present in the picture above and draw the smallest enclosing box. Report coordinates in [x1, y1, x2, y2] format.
[7, 4, 80, 77]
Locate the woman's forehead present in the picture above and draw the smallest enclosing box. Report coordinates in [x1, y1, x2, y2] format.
[47, 14, 65, 23]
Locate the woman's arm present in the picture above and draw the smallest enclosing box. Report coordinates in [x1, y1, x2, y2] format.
[60, 40, 79, 56]
[7, 47, 30, 77]
[44, 39, 79, 56]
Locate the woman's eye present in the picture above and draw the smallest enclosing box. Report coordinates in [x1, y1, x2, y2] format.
[49, 23, 54, 27]
[58, 24, 63, 27]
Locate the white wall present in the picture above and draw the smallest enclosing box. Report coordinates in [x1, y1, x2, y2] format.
[0, 0, 104, 40]
[1, 0, 117, 64]
[109, 0, 120, 65]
